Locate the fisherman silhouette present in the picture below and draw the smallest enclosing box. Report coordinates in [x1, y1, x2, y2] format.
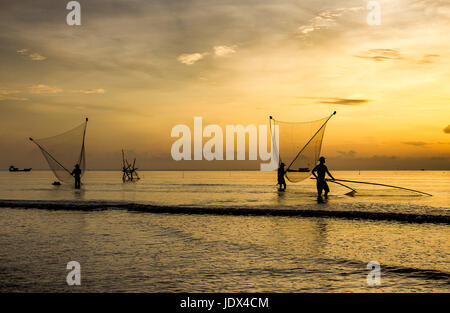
[312, 156, 335, 201]
[71, 164, 82, 189]
[277, 162, 286, 191]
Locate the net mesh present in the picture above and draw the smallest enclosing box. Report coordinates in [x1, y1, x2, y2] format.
[31, 120, 87, 183]
[271, 113, 333, 183]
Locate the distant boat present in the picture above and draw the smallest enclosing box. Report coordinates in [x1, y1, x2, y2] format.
[9, 165, 32, 172]
[286, 168, 310, 173]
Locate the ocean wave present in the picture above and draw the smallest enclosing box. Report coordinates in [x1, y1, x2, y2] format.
[383, 265, 450, 282]
[0, 199, 448, 224]
[328, 258, 450, 282]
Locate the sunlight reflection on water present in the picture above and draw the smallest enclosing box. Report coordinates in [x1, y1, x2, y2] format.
[0, 171, 448, 292]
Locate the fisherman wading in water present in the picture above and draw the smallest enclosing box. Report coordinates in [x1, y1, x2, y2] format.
[71, 164, 82, 189]
[277, 162, 287, 191]
[312, 156, 335, 201]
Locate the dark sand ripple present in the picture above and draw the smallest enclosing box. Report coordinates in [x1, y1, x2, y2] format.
[0, 199, 448, 224]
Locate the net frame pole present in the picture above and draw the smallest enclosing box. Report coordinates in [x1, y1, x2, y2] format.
[78, 118, 88, 166]
[29, 137, 72, 175]
[268, 116, 280, 165]
[328, 180, 357, 194]
[286, 111, 336, 171]
[327, 178, 432, 196]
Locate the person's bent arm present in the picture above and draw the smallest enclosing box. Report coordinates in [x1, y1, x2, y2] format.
[312, 167, 318, 179]
[326, 169, 335, 181]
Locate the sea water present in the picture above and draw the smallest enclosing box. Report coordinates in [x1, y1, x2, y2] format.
[0, 170, 448, 292]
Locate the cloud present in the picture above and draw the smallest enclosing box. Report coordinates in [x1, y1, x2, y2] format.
[355, 49, 402, 61]
[75, 89, 105, 94]
[312, 97, 369, 105]
[418, 54, 440, 64]
[16, 49, 28, 55]
[298, 10, 340, 35]
[29, 84, 63, 94]
[337, 150, 357, 158]
[0, 89, 20, 95]
[16, 48, 46, 61]
[357, 50, 439, 65]
[28, 86, 104, 95]
[178, 45, 236, 66]
[402, 141, 428, 146]
[28, 53, 47, 61]
[298, 7, 363, 37]
[330, 155, 450, 170]
[177, 53, 208, 65]
[444, 125, 450, 134]
[0, 89, 27, 101]
[213, 45, 236, 57]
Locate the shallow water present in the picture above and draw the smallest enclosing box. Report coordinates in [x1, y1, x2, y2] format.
[0, 170, 448, 292]
[0, 170, 448, 215]
[0, 208, 448, 292]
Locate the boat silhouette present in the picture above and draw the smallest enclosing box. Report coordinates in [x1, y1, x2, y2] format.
[9, 165, 32, 172]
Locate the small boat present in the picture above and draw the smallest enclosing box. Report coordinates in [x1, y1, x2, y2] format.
[9, 165, 32, 172]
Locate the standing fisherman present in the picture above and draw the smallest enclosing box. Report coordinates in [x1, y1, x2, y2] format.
[71, 164, 82, 189]
[312, 156, 335, 200]
[278, 162, 287, 191]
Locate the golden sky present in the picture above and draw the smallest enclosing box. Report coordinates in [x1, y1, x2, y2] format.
[0, 0, 449, 169]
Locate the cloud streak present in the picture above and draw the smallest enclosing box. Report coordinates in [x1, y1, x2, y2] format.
[214, 45, 236, 57]
[355, 49, 402, 62]
[28, 53, 47, 61]
[27, 85, 105, 95]
[28, 84, 62, 94]
[417, 54, 440, 64]
[16, 49, 28, 55]
[0, 89, 28, 101]
[403, 141, 428, 146]
[303, 97, 369, 105]
[74, 89, 105, 94]
[178, 45, 237, 65]
[17, 48, 47, 61]
[177, 53, 208, 65]
[337, 150, 357, 158]
[298, 7, 363, 37]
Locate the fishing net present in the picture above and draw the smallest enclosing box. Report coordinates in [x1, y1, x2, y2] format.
[271, 112, 335, 183]
[122, 149, 140, 182]
[30, 119, 87, 183]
